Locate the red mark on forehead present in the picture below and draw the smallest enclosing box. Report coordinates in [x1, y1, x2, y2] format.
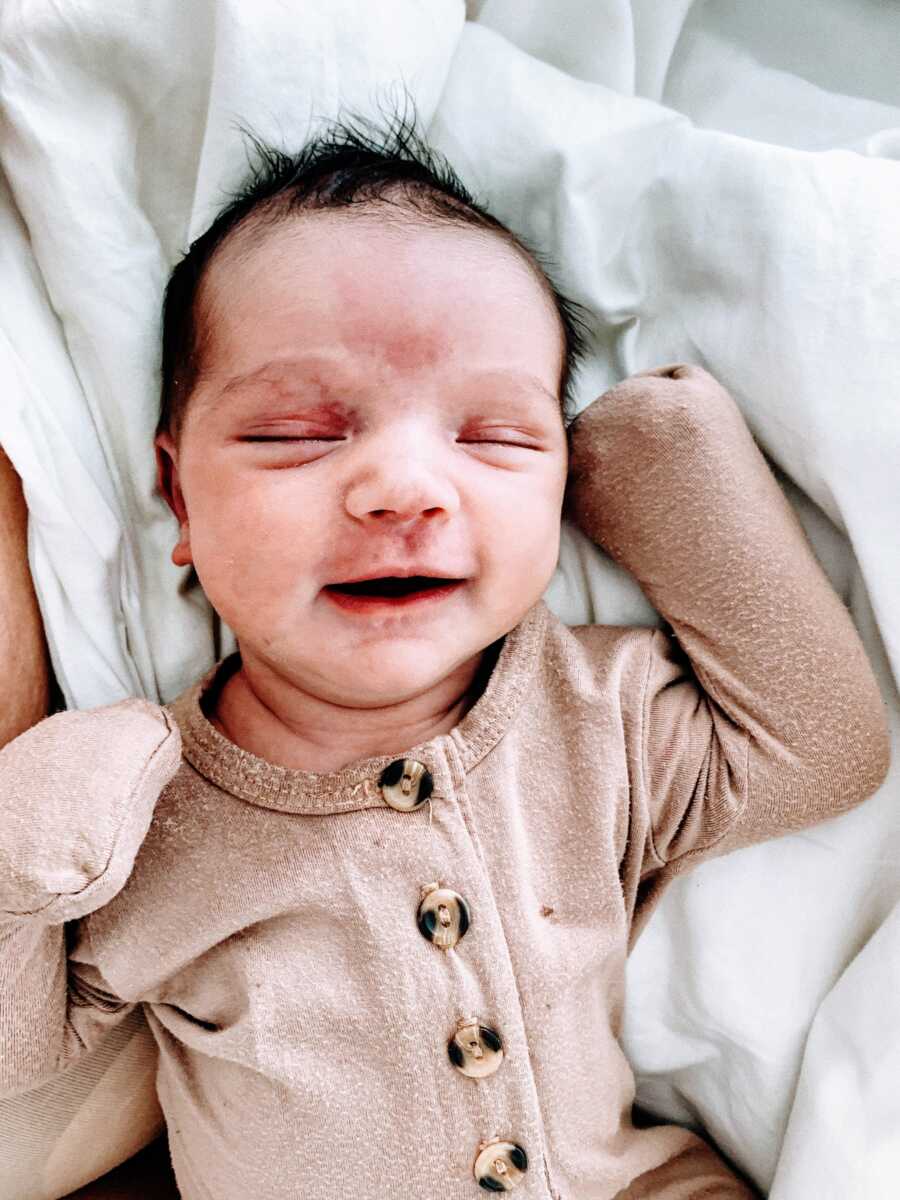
[347, 316, 446, 372]
[329, 262, 449, 372]
[219, 362, 348, 410]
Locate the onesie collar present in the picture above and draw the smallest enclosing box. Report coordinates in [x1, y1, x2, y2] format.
[165, 599, 550, 815]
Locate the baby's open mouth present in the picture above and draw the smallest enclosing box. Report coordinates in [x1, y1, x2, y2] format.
[326, 576, 459, 598]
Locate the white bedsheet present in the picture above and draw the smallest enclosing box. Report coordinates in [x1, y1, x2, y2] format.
[1, 2, 898, 1195]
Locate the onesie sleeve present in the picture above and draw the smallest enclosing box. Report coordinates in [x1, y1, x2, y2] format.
[564, 365, 891, 883]
[0, 701, 181, 1096]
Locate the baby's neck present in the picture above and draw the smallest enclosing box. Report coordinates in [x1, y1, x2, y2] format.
[206, 644, 499, 775]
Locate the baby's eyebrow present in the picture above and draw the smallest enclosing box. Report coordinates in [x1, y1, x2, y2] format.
[213, 357, 558, 411]
[217, 359, 336, 400]
[470, 372, 559, 407]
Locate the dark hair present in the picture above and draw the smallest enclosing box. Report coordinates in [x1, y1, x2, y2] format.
[158, 108, 592, 441]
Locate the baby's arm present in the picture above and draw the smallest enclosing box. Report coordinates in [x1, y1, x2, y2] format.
[0, 703, 181, 1096]
[564, 365, 890, 874]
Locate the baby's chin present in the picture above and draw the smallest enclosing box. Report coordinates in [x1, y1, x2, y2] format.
[232, 585, 526, 705]
[315, 643, 490, 709]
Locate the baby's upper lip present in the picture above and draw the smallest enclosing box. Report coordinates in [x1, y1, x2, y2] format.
[326, 564, 469, 586]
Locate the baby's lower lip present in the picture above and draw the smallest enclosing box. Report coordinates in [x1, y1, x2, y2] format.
[322, 580, 466, 614]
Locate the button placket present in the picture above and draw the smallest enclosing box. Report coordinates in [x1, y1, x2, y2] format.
[375, 758, 529, 1192]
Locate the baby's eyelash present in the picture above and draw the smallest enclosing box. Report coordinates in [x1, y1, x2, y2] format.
[241, 436, 533, 447]
[460, 438, 538, 449]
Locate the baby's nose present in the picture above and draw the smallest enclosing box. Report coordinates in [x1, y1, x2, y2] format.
[345, 458, 460, 523]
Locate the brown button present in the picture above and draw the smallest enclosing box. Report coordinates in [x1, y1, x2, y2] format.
[448, 1018, 504, 1079]
[378, 759, 433, 812]
[417, 883, 470, 949]
[473, 1139, 528, 1191]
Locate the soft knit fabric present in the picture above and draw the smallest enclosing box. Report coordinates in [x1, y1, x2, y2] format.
[0, 366, 890, 1198]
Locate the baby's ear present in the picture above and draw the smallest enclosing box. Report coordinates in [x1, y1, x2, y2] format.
[153, 432, 192, 567]
[154, 432, 183, 517]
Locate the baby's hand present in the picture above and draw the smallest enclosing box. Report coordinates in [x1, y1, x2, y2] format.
[563, 363, 733, 534]
[0, 701, 181, 924]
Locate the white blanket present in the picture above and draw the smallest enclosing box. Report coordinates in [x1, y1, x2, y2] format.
[1, 2, 898, 1196]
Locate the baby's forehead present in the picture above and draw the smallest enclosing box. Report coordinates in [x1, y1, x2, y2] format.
[198, 213, 564, 382]
[205, 207, 550, 312]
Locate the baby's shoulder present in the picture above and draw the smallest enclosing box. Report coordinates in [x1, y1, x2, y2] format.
[537, 611, 662, 704]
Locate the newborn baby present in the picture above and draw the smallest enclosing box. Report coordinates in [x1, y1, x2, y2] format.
[0, 118, 890, 1200]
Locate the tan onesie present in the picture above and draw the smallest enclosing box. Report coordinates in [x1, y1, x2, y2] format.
[0, 365, 889, 1198]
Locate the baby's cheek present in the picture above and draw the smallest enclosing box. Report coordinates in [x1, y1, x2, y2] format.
[489, 495, 561, 621]
[189, 490, 314, 622]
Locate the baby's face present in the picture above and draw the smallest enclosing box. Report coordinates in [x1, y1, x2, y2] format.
[156, 214, 568, 709]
